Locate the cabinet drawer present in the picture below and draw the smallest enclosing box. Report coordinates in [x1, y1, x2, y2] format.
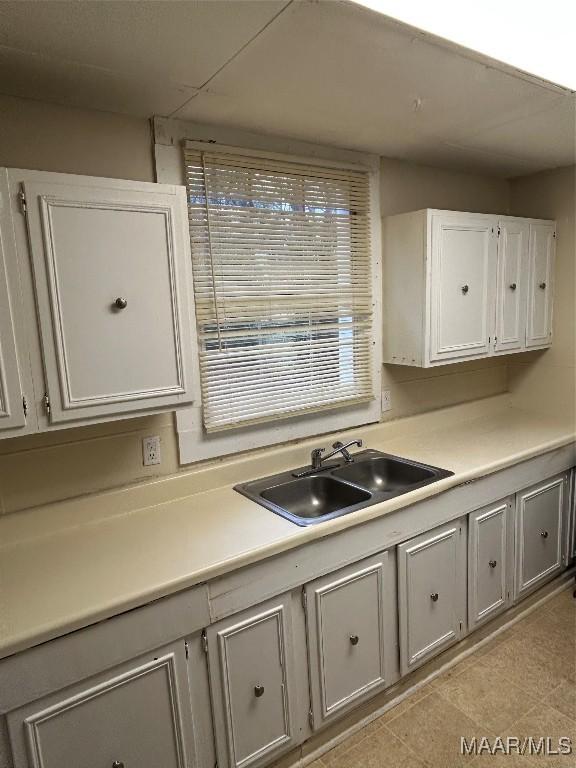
[207, 594, 298, 768]
[515, 475, 567, 599]
[468, 500, 512, 628]
[7, 642, 193, 768]
[305, 553, 394, 727]
[398, 521, 466, 674]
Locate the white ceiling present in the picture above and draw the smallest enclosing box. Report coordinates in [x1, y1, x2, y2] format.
[0, 0, 573, 177]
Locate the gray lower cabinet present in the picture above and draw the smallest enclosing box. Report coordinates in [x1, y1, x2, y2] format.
[397, 520, 466, 675]
[468, 499, 513, 629]
[514, 473, 569, 600]
[206, 592, 306, 768]
[7, 640, 196, 768]
[304, 552, 397, 729]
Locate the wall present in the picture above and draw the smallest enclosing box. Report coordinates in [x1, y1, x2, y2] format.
[507, 165, 576, 424]
[379, 157, 510, 423]
[0, 97, 510, 515]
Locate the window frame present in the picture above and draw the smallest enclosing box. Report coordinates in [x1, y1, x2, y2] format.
[154, 120, 382, 464]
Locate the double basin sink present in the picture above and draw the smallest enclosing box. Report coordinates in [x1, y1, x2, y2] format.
[235, 449, 453, 526]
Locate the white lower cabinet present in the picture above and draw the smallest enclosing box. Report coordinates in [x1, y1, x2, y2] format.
[304, 552, 397, 729]
[206, 592, 305, 768]
[468, 499, 513, 629]
[514, 474, 568, 600]
[397, 521, 466, 675]
[7, 641, 196, 768]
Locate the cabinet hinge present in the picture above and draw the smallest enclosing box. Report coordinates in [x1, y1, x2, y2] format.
[301, 585, 307, 611]
[43, 393, 51, 416]
[553, 231, 556, 238]
[201, 629, 208, 654]
[184, 640, 189, 660]
[17, 185, 27, 215]
[22, 396, 28, 418]
[308, 709, 314, 729]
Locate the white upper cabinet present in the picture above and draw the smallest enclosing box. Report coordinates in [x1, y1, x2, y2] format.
[383, 209, 555, 367]
[429, 213, 496, 362]
[0, 168, 196, 435]
[494, 219, 529, 354]
[526, 223, 555, 348]
[0, 173, 36, 437]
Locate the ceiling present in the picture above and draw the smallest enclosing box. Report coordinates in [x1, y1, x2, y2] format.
[0, 0, 573, 177]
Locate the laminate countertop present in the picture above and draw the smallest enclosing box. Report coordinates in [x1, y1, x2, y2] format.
[0, 395, 574, 660]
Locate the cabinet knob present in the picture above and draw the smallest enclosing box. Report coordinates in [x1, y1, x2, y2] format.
[489, 559, 497, 568]
[430, 592, 439, 602]
[509, 283, 517, 291]
[539, 282, 547, 290]
[114, 297, 128, 310]
[349, 634, 359, 646]
[540, 530, 549, 539]
[254, 684, 265, 698]
[112, 762, 125, 768]
[461, 284, 469, 295]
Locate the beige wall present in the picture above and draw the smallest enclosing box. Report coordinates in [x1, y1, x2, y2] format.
[380, 157, 510, 423]
[0, 97, 511, 515]
[0, 94, 154, 181]
[507, 165, 576, 423]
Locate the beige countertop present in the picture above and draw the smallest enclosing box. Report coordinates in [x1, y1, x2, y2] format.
[0, 395, 574, 661]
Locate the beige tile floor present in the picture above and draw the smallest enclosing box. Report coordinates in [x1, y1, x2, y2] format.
[310, 588, 576, 767]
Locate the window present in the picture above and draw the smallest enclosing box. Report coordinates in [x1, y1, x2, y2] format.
[184, 145, 375, 432]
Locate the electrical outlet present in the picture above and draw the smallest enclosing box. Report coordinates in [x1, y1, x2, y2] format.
[143, 435, 161, 466]
[381, 389, 392, 412]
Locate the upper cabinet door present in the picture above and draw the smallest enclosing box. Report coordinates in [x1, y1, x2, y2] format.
[494, 221, 529, 354]
[0, 229, 26, 432]
[429, 214, 496, 363]
[22, 175, 195, 423]
[526, 223, 555, 348]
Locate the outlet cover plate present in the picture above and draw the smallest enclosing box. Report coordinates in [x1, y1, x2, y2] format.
[143, 435, 161, 466]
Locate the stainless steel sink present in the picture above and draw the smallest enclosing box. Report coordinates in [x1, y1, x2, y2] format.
[235, 449, 453, 526]
[261, 476, 371, 520]
[332, 456, 435, 493]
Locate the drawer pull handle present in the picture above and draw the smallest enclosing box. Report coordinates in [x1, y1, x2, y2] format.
[112, 762, 125, 768]
[509, 283, 517, 291]
[489, 559, 497, 568]
[539, 282, 547, 290]
[540, 530, 549, 539]
[350, 634, 359, 646]
[114, 297, 128, 310]
[461, 284, 469, 295]
[254, 684, 265, 698]
[430, 592, 439, 602]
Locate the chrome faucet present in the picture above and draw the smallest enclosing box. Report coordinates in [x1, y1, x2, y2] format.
[311, 439, 363, 471]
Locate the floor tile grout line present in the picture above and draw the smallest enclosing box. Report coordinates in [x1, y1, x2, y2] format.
[379, 721, 428, 766]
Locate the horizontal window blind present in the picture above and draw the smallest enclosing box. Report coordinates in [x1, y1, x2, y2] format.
[184, 146, 374, 432]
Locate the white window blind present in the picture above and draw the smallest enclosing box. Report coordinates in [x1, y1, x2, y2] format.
[184, 146, 374, 432]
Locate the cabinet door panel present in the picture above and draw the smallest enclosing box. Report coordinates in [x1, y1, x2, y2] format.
[495, 221, 528, 353]
[526, 223, 555, 348]
[469, 502, 511, 628]
[0, 174, 30, 434]
[430, 215, 495, 362]
[23, 177, 194, 422]
[7, 646, 193, 768]
[306, 554, 389, 726]
[398, 523, 464, 674]
[515, 476, 566, 599]
[207, 597, 296, 768]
